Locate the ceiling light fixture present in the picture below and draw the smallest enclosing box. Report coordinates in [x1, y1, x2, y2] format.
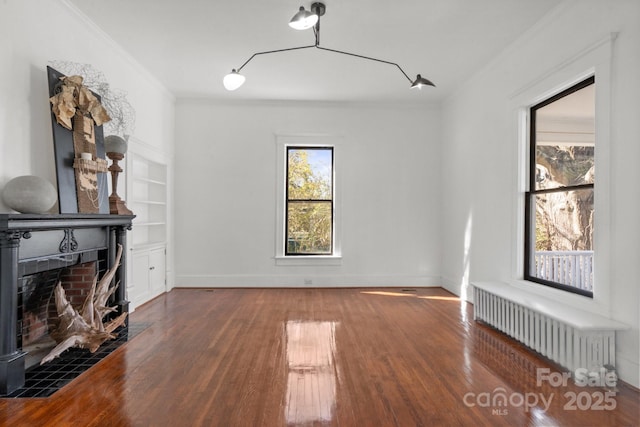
[223, 2, 435, 92]
[222, 69, 246, 91]
[289, 6, 319, 30]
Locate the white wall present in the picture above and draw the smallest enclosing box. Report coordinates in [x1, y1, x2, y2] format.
[174, 100, 441, 288]
[0, 0, 175, 212]
[440, 0, 640, 387]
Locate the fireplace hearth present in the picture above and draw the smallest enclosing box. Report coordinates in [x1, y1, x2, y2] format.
[0, 214, 134, 395]
[5, 322, 148, 398]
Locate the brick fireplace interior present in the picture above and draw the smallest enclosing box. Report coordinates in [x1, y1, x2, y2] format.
[18, 251, 106, 369]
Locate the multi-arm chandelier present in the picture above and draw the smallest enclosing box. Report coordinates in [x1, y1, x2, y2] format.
[223, 2, 435, 91]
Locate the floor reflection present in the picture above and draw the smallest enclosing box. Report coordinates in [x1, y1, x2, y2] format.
[284, 321, 338, 425]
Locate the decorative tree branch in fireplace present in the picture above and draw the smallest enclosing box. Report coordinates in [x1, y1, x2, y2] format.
[41, 244, 128, 365]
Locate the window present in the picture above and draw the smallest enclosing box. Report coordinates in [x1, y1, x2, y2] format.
[285, 146, 334, 255]
[525, 77, 595, 297]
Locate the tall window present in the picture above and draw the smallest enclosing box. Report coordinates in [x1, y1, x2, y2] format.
[286, 147, 333, 255]
[525, 77, 595, 297]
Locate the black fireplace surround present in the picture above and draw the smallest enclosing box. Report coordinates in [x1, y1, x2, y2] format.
[0, 214, 133, 395]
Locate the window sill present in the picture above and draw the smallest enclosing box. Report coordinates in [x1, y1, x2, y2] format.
[275, 255, 343, 266]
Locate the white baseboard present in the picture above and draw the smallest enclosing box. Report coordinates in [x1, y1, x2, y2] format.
[174, 274, 441, 288]
[615, 350, 640, 389]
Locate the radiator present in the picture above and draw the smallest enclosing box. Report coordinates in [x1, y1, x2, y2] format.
[473, 286, 616, 373]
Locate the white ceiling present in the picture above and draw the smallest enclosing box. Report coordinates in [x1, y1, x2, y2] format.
[67, 0, 562, 104]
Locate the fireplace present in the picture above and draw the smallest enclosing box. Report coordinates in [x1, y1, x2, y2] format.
[0, 214, 133, 395]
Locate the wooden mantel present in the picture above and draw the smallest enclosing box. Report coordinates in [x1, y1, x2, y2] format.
[0, 214, 134, 395]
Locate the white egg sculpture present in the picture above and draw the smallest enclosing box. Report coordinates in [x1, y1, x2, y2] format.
[2, 175, 57, 214]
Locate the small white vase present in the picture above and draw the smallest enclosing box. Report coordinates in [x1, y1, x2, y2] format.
[2, 175, 57, 214]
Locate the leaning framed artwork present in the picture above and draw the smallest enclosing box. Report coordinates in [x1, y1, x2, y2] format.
[47, 66, 110, 214]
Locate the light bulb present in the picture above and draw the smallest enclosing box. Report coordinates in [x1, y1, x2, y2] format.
[223, 70, 246, 91]
[410, 74, 435, 90]
[289, 6, 318, 30]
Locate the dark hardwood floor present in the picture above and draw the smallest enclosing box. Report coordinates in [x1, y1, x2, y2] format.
[1, 287, 638, 426]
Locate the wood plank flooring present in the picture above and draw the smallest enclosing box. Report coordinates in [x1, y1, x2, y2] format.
[1, 287, 638, 426]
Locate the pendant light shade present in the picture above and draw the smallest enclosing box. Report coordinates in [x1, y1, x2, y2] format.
[223, 69, 246, 91]
[410, 74, 435, 89]
[289, 6, 318, 30]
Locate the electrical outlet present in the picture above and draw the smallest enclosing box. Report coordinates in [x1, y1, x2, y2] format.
[304, 279, 313, 285]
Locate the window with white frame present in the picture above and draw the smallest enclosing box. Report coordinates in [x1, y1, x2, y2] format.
[275, 135, 341, 264]
[524, 76, 595, 297]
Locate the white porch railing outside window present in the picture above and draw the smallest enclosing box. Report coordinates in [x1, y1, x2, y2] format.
[534, 251, 594, 292]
